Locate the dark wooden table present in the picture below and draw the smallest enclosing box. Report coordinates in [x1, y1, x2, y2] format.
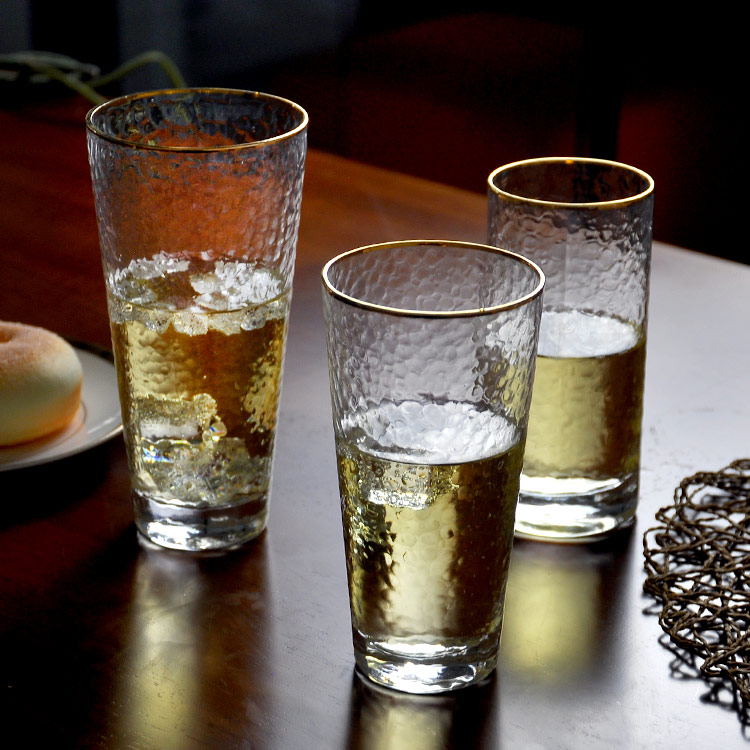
[2, 97, 750, 749]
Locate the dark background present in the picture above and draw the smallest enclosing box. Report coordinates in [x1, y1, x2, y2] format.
[1, 1, 742, 262]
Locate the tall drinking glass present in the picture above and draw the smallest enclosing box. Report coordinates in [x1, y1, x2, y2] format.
[488, 157, 654, 541]
[322, 240, 544, 693]
[86, 89, 308, 551]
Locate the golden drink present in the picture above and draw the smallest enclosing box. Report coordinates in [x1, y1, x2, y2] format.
[336, 401, 523, 688]
[518, 309, 646, 537]
[107, 255, 289, 548]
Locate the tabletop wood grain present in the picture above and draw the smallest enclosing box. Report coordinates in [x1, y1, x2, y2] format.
[2, 96, 750, 749]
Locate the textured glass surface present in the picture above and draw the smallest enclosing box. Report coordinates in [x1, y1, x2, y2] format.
[87, 89, 307, 551]
[87, 90, 307, 292]
[322, 241, 543, 693]
[88, 89, 304, 147]
[487, 158, 654, 540]
[488, 158, 653, 329]
[323, 243, 544, 437]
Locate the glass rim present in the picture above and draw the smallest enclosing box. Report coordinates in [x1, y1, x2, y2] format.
[321, 239, 545, 318]
[488, 156, 654, 209]
[85, 87, 309, 152]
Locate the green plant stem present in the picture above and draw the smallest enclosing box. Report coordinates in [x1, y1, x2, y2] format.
[89, 50, 187, 90]
[28, 62, 107, 104]
[23, 50, 187, 104]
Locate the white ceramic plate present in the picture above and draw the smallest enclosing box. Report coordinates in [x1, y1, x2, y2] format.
[0, 344, 122, 471]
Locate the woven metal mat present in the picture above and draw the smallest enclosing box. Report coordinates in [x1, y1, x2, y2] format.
[643, 459, 750, 724]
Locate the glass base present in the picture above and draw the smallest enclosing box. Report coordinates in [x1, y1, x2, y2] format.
[353, 632, 498, 694]
[515, 471, 638, 542]
[133, 491, 268, 551]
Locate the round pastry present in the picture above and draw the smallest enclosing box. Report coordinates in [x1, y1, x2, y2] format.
[0, 321, 83, 446]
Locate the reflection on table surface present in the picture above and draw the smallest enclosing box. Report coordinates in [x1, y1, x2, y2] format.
[347, 670, 498, 749]
[502, 532, 633, 686]
[111, 537, 274, 748]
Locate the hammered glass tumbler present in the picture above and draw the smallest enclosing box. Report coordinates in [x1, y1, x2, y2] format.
[322, 240, 544, 693]
[488, 157, 654, 541]
[86, 89, 308, 551]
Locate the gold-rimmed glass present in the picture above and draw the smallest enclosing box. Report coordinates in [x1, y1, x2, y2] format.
[488, 157, 654, 541]
[322, 240, 544, 693]
[86, 88, 308, 551]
